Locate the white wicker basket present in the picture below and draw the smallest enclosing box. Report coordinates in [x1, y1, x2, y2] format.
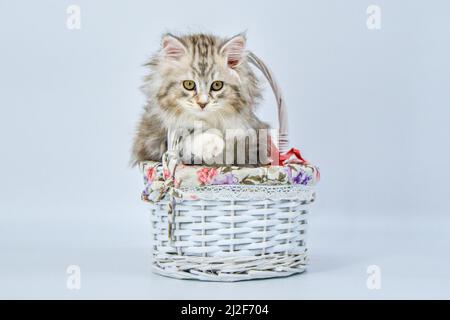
[148, 185, 315, 281]
[142, 52, 318, 281]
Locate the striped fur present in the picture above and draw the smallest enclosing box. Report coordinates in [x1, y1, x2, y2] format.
[131, 33, 268, 165]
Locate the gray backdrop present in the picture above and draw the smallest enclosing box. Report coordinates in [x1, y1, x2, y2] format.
[0, 0, 449, 299]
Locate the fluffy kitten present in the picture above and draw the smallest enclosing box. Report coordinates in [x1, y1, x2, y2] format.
[131, 33, 269, 165]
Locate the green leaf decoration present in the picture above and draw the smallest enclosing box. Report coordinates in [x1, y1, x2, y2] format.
[241, 175, 257, 185]
[220, 166, 233, 174]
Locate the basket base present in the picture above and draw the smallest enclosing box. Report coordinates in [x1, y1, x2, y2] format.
[151, 253, 308, 282]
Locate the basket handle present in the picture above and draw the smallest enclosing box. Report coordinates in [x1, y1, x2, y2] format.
[247, 51, 289, 153]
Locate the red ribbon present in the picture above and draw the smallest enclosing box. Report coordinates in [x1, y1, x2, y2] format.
[269, 138, 308, 166]
[279, 147, 308, 165]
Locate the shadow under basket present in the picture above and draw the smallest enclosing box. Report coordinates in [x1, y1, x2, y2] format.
[146, 185, 315, 282]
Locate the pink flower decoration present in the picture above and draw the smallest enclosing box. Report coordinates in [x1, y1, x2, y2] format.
[163, 169, 171, 179]
[197, 167, 218, 185]
[145, 167, 156, 183]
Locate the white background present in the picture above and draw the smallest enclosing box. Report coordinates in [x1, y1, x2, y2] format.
[0, 0, 449, 299]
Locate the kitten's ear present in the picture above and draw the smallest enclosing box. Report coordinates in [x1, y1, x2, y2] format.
[161, 34, 187, 60]
[220, 34, 246, 68]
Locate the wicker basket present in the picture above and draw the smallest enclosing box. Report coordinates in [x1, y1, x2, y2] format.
[141, 52, 318, 281]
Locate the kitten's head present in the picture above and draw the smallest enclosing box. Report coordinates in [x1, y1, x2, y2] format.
[143, 33, 261, 127]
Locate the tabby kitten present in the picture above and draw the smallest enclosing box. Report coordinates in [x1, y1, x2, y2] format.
[131, 33, 269, 165]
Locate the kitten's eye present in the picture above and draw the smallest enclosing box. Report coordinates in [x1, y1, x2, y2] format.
[183, 80, 196, 91]
[211, 81, 224, 91]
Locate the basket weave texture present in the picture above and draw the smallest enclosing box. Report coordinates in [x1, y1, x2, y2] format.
[148, 185, 314, 281]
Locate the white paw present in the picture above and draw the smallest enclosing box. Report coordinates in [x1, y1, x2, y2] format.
[191, 132, 224, 164]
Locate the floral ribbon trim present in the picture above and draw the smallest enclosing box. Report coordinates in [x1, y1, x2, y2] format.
[140, 148, 320, 240]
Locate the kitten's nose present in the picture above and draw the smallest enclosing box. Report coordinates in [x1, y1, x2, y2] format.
[197, 102, 207, 109]
[196, 94, 209, 109]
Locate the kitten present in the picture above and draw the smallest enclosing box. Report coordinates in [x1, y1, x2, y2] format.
[131, 33, 269, 166]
